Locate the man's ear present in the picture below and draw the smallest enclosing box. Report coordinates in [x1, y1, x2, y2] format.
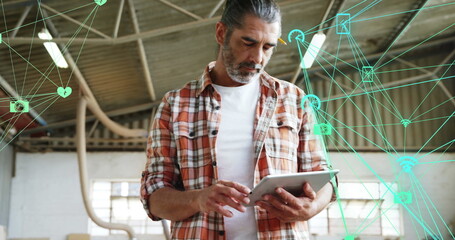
[215, 21, 227, 45]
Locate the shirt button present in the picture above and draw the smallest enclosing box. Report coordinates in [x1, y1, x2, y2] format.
[218, 231, 225, 236]
[141, 173, 145, 177]
[189, 131, 195, 137]
[211, 130, 218, 135]
[277, 121, 283, 126]
[215, 106, 220, 110]
[212, 161, 217, 166]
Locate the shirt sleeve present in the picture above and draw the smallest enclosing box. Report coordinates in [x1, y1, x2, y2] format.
[297, 100, 338, 202]
[140, 94, 182, 220]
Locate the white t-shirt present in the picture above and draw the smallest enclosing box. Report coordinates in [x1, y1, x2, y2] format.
[212, 78, 260, 240]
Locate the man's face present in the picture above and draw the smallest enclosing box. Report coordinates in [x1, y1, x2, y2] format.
[221, 15, 281, 84]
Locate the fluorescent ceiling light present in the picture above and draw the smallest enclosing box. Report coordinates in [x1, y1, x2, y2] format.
[301, 32, 326, 69]
[38, 29, 68, 69]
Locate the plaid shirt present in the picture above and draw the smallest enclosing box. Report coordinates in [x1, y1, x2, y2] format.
[141, 62, 334, 240]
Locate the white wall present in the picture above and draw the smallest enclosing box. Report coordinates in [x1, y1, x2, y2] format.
[0, 142, 14, 228]
[329, 152, 455, 240]
[8, 152, 151, 240]
[7, 151, 455, 240]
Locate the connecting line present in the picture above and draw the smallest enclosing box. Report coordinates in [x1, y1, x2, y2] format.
[21, 2, 51, 96]
[0, 95, 60, 152]
[373, 0, 428, 69]
[409, 58, 455, 120]
[322, 75, 455, 103]
[415, 111, 455, 156]
[25, 5, 98, 103]
[318, 108, 399, 156]
[412, 172, 454, 239]
[376, 23, 455, 70]
[0, 94, 59, 145]
[417, 140, 455, 159]
[0, 2, 94, 36]
[348, 0, 382, 22]
[416, 160, 455, 165]
[2, 42, 59, 88]
[412, 174, 444, 238]
[317, 109, 439, 238]
[411, 97, 455, 122]
[351, 2, 455, 24]
[65, 6, 101, 88]
[353, 172, 403, 236]
[375, 64, 454, 74]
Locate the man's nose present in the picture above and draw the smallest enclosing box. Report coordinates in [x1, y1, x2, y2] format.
[249, 46, 263, 64]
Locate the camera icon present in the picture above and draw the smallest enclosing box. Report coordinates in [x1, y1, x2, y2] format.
[10, 100, 30, 113]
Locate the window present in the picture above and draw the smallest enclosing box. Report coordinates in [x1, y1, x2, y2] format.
[310, 182, 401, 238]
[90, 181, 169, 236]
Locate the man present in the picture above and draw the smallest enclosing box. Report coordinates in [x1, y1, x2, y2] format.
[140, 0, 336, 239]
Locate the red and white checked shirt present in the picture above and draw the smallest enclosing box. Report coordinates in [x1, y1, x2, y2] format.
[141, 62, 335, 240]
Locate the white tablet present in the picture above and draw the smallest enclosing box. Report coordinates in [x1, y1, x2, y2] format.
[245, 169, 339, 207]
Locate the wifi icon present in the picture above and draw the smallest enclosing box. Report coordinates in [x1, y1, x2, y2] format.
[397, 156, 418, 173]
[401, 119, 412, 128]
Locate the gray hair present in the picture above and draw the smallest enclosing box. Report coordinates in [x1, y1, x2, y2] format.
[220, 0, 281, 31]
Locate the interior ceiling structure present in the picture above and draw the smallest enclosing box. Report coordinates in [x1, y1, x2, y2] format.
[0, 0, 454, 151]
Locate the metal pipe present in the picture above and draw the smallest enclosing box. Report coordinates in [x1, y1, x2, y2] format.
[113, 0, 125, 38]
[156, 0, 202, 20]
[206, 0, 225, 18]
[76, 97, 136, 239]
[11, 5, 32, 38]
[41, 3, 111, 39]
[128, 0, 157, 101]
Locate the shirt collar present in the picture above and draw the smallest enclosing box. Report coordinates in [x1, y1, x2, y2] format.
[196, 61, 278, 97]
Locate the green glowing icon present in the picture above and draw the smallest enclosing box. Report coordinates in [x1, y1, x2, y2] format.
[344, 235, 355, 240]
[57, 87, 72, 98]
[0, 33, 2, 44]
[10, 100, 30, 113]
[394, 192, 413, 204]
[94, 0, 107, 6]
[287, 29, 305, 43]
[336, 13, 351, 35]
[314, 123, 332, 135]
[361, 66, 375, 83]
[397, 156, 418, 173]
[301, 94, 321, 110]
[401, 119, 412, 127]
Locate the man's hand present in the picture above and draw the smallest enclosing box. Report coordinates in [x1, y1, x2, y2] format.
[256, 182, 321, 222]
[196, 180, 251, 218]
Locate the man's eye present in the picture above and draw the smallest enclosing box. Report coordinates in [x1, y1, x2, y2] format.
[244, 42, 255, 47]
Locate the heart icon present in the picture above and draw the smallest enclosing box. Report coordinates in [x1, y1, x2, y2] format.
[57, 87, 72, 98]
[94, 0, 107, 6]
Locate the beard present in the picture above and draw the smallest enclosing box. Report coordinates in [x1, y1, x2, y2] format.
[222, 42, 263, 84]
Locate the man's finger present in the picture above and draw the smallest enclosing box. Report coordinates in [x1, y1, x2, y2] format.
[274, 187, 300, 208]
[262, 193, 292, 211]
[212, 202, 233, 218]
[216, 194, 246, 213]
[218, 180, 251, 195]
[303, 182, 316, 199]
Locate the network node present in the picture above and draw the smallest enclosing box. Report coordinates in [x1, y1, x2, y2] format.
[301, 94, 321, 110]
[401, 119, 411, 127]
[287, 29, 305, 43]
[57, 87, 72, 98]
[397, 156, 418, 173]
[336, 13, 351, 35]
[314, 123, 332, 135]
[10, 100, 30, 113]
[394, 192, 412, 204]
[344, 235, 355, 240]
[361, 66, 375, 83]
[94, 0, 108, 6]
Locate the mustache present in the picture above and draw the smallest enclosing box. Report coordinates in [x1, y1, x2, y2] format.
[239, 62, 262, 70]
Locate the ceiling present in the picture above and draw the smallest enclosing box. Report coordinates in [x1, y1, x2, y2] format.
[0, 0, 454, 151]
